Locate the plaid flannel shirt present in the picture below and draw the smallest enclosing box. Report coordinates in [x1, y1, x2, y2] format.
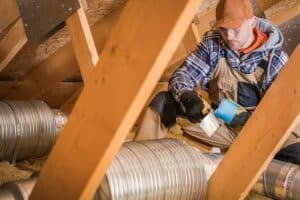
[169, 19, 288, 102]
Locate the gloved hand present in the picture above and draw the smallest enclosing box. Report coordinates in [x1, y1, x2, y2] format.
[230, 111, 251, 127]
[149, 91, 179, 128]
[179, 91, 205, 123]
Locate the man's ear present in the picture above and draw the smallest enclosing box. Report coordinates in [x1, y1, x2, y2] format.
[248, 16, 257, 28]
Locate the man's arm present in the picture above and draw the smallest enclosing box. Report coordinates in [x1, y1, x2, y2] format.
[168, 32, 219, 102]
[261, 48, 289, 91]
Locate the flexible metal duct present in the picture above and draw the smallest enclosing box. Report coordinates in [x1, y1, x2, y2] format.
[202, 154, 300, 200]
[95, 143, 300, 200]
[95, 139, 208, 200]
[260, 160, 300, 200]
[0, 101, 67, 161]
[0, 140, 299, 200]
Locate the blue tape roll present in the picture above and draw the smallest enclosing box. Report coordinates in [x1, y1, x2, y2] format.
[214, 99, 240, 124]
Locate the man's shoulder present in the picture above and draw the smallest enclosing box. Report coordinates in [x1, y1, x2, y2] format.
[202, 30, 222, 42]
[199, 30, 223, 53]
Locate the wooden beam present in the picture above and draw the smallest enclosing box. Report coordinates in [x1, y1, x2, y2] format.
[270, 1, 300, 25]
[0, 0, 20, 32]
[206, 45, 300, 200]
[5, 9, 122, 100]
[38, 82, 82, 108]
[257, 0, 282, 11]
[30, 0, 202, 199]
[59, 87, 83, 114]
[63, 3, 200, 112]
[0, 19, 27, 72]
[62, 5, 99, 113]
[0, 81, 82, 107]
[59, 13, 198, 112]
[67, 7, 99, 82]
[190, 21, 201, 43]
[182, 23, 199, 54]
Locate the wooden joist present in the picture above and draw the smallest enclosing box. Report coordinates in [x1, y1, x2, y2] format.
[207, 45, 300, 200]
[5, 9, 122, 100]
[30, 0, 203, 199]
[0, 0, 20, 32]
[61, 4, 99, 113]
[61, 16, 198, 111]
[2, 0, 286, 104]
[0, 19, 27, 73]
[257, 0, 282, 11]
[60, 88, 83, 113]
[270, 0, 300, 25]
[67, 7, 99, 82]
[0, 81, 82, 108]
[38, 82, 82, 108]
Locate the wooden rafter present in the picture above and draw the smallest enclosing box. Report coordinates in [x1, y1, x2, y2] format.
[60, 4, 99, 113]
[0, 19, 27, 72]
[38, 82, 83, 108]
[5, 9, 122, 100]
[2, 0, 285, 103]
[270, 1, 300, 25]
[67, 7, 99, 82]
[60, 88, 83, 113]
[61, 16, 199, 112]
[30, 0, 203, 199]
[207, 45, 300, 200]
[0, 0, 20, 32]
[257, 0, 282, 11]
[0, 81, 82, 107]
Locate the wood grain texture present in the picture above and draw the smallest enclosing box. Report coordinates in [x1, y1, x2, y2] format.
[5, 9, 122, 100]
[30, 0, 203, 199]
[67, 7, 99, 82]
[0, 0, 20, 32]
[0, 19, 27, 72]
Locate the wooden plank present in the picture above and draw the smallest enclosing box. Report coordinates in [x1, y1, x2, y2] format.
[30, 0, 202, 199]
[38, 82, 82, 108]
[0, 19, 27, 73]
[5, 9, 122, 100]
[60, 88, 83, 114]
[191, 21, 201, 43]
[182, 24, 198, 54]
[0, 0, 20, 32]
[0, 81, 82, 107]
[270, 1, 300, 25]
[67, 7, 99, 82]
[257, 0, 282, 11]
[62, 5, 99, 112]
[60, 12, 197, 111]
[206, 45, 300, 200]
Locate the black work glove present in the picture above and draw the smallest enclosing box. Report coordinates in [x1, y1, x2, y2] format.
[150, 91, 179, 128]
[179, 91, 205, 123]
[230, 111, 251, 127]
[275, 142, 300, 165]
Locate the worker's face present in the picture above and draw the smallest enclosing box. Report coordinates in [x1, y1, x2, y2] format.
[217, 17, 256, 51]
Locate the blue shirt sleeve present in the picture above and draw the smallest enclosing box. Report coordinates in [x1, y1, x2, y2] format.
[168, 32, 220, 102]
[261, 48, 288, 91]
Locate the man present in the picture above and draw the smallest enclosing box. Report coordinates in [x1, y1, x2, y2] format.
[135, 0, 297, 162]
